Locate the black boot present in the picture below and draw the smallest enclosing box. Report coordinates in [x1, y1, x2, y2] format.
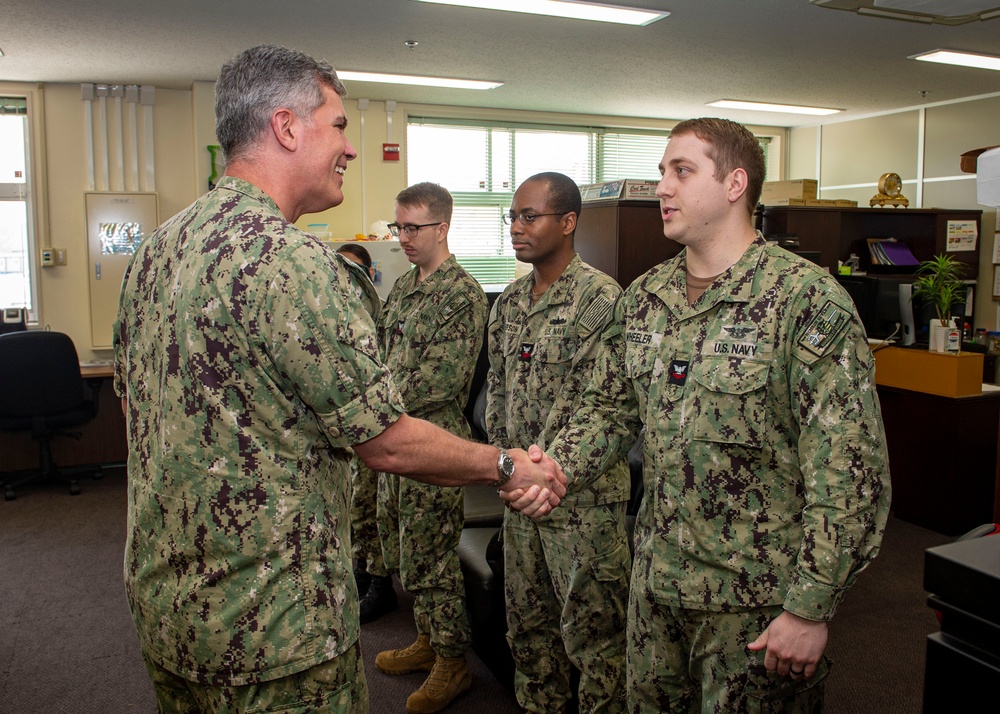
[354, 560, 372, 596]
[359, 574, 398, 624]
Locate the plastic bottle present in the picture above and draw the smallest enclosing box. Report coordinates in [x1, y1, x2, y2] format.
[989, 332, 1000, 354]
[946, 326, 961, 353]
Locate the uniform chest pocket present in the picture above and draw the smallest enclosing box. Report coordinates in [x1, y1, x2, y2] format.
[691, 356, 770, 448]
[382, 321, 429, 370]
[625, 345, 676, 421]
[527, 335, 577, 396]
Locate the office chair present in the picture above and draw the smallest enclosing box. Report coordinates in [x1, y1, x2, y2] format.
[0, 331, 101, 500]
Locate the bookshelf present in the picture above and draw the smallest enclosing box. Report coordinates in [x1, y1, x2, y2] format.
[759, 206, 983, 275]
[574, 199, 682, 289]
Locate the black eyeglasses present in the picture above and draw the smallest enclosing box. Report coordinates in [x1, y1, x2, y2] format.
[387, 221, 443, 238]
[502, 211, 569, 226]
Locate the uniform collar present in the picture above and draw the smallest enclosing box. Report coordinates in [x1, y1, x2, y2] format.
[518, 254, 581, 313]
[213, 176, 284, 218]
[406, 254, 458, 295]
[643, 233, 768, 315]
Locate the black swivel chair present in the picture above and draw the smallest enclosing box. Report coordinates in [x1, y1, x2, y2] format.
[0, 331, 101, 500]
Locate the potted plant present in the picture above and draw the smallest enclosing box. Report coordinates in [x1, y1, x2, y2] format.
[910, 253, 965, 352]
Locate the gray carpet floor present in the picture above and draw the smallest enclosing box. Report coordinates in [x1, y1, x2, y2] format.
[0, 467, 951, 713]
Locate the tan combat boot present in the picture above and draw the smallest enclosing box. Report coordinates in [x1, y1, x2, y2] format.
[405, 654, 472, 714]
[375, 633, 436, 675]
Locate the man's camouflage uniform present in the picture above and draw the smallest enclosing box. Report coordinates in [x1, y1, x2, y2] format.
[339, 255, 386, 574]
[548, 237, 890, 712]
[486, 255, 631, 713]
[114, 176, 404, 710]
[375, 255, 487, 657]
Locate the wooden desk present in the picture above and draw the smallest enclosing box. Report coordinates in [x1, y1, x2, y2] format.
[80, 362, 114, 379]
[0, 365, 127, 471]
[877, 385, 1000, 536]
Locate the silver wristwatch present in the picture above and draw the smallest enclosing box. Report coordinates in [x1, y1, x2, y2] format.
[495, 448, 515, 488]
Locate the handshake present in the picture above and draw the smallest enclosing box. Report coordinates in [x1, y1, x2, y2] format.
[498, 445, 566, 519]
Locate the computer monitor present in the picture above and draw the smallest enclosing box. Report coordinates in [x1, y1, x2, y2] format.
[836, 275, 961, 344]
[1, 308, 27, 335]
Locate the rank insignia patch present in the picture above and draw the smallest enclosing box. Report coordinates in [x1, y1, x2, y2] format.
[667, 359, 689, 386]
[799, 300, 849, 357]
[722, 325, 755, 341]
[519, 343, 534, 361]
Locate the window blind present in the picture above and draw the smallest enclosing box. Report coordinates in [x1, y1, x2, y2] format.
[407, 118, 769, 287]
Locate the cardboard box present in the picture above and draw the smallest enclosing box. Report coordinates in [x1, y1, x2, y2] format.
[873, 346, 983, 398]
[960, 145, 1000, 173]
[834, 199, 859, 207]
[580, 179, 658, 202]
[761, 179, 818, 203]
[762, 197, 807, 206]
[805, 199, 838, 207]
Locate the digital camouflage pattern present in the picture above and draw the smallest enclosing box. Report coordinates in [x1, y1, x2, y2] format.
[487, 255, 630, 713]
[486, 255, 629, 505]
[350, 457, 383, 571]
[142, 637, 368, 713]
[113, 176, 405, 686]
[547, 236, 890, 708]
[338, 255, 385, 573]
[375, 254, 487, 657]
[627, 597, 828, 712]
[338, 252, 381, 319]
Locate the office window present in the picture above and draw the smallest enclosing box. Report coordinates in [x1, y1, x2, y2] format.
[407, 118, 769, 288]
[0, 96, 36, 317]
[407, 120, 599, 288]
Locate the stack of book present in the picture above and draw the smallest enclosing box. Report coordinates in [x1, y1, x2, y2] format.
[867, 238, 919, 267]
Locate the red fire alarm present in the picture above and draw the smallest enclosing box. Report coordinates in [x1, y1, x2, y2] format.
[383, 143, 400, 161]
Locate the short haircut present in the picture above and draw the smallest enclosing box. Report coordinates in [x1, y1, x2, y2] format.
[215, 45, 347, 164]
[523, 172, 582, 219]
[669, 118, 765, 218]
[336, 243, 372, 271]
[395, 182, 453, 223]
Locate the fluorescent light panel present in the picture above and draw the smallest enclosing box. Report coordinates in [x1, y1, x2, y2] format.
[909, 49, 1000, 72]
[707, 100, 842, 116]
[412, 0, 669, 26]
[875, 0, 1000, 16]
[337, 70, 502, 90]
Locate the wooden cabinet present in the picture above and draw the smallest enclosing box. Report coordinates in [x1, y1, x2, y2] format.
[877, 385, 1000, 535]
[574, 199, 681, 288]
[0, 376, 127, 471]
[759, 205, 983, 276]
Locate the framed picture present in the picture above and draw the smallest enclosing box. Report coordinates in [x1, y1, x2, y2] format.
[993, 265, 1000, 300]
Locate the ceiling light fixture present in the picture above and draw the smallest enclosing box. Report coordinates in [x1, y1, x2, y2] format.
[811, 1, 1000, 26]
[337, 70, 503, 90]
[909, 49, 1000, 72]
[707, 100, 842, 116]
[411, 0, 669, 26]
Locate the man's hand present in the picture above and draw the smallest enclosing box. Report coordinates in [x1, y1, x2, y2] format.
[747, 611, 828, 680]
[500, 445, 566, 518]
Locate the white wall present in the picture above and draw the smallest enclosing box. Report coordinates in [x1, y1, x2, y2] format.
[789, 95, 1000, 330]
[14, 81, 786, 363]
[20, 82, 196, 361]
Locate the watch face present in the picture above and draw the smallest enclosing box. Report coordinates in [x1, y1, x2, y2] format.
[500, 453, 515, 477]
